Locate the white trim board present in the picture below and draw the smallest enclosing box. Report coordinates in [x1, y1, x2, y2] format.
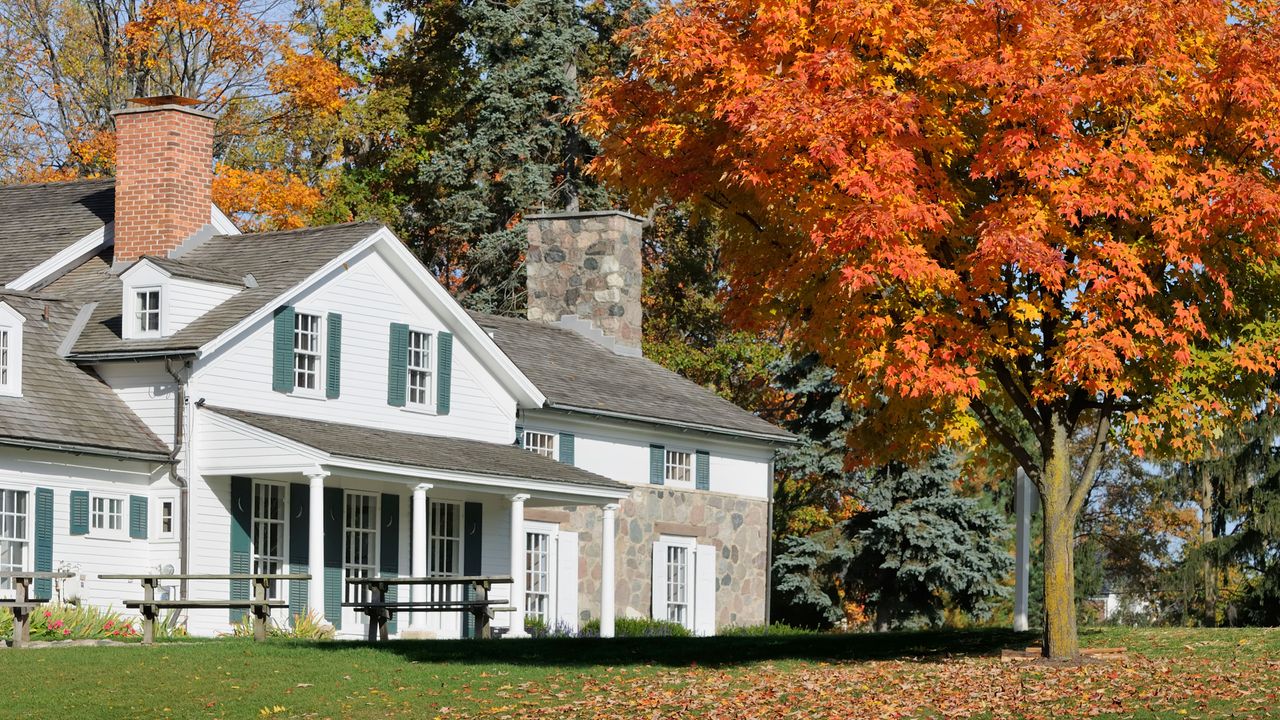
[5, 223, 113, 292]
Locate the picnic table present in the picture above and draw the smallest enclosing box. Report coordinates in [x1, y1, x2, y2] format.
[101, 573, 310, 644]
[344, 575, 515, 641]
[0, 570, 76, 647]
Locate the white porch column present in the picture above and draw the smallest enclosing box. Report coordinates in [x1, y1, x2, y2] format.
[1014, 468, 1036, 632]
[600, 503, 619, 639]
[307, 469, 329, 618]
[409, 483, 432, 633]
[508, 493, 531, 637]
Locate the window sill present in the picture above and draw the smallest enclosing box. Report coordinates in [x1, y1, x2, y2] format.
[87, 533, 133, 543]
[401, 404, 439, 417]
[289, 390, 328, 401]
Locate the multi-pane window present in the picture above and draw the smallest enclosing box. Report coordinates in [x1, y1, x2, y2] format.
[90, 496, 125, 536]
[665, 450, 693, 485]
[159, 499, 175, 538]
[525, 530, 552, 622]
[0, 329, 9, 386]
[0, 489, 28, 592]
[428, 501, 461, 576]
[407, 330, 433, 406]
[523, 431, 556, 460]
[344, 493, 378, 603]
[135, 289, 161, 334]
[293, 313, 322, 391]
[252, 483, 285, 599]
[665, 544, 690, 627]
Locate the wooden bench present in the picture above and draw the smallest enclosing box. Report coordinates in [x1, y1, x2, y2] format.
[344, 576, 515, 641]
[0, 571, 75, 647]
[101, 573, 308, 644]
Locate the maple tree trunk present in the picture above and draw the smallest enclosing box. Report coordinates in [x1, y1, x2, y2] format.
[1040, 420, 1080, 660]
[1200, 465, 1216, 627]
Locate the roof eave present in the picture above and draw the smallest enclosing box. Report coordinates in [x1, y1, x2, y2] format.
[0, 437, 171, 463]
[541, 402, 799, 445]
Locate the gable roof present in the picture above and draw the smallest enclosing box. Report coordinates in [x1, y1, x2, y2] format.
[0, 179, 114, 286]
[133, 255, 247, 286]
[46, 221, 383, 357]
[0, 291, 170, 459]
[205, 405, 629, 491]
[470, 311, 794, 442]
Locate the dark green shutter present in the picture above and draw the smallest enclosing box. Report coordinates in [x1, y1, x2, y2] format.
[326, 312, 342, 399]
[515, 425, 524, 448]
[463, 501, 483, 638]
[229, 477, 252, 621]
[69, 490, 89, 536]
[560, 432, 575, 465]
[272, 307, 296, 393]
[129, 495, 148, 539]
[288, 483, 309, 619]
[437, 331, 453, 415]
[695, 450, 711, 491]
[380, 494, 400, 634]
[387, 323, 409, 407]
[324, 486, 343, 628]
[650, 445, 666, 485]
[34, 488, 52, 598]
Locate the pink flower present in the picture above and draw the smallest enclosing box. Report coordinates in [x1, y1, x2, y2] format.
[43, 611, 51, 618]
[62, 630, 70, 636]
[104, 620, 114, 629]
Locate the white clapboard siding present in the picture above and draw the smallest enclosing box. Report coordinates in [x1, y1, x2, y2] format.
[94, 360, 177, 448]
[167, 277, 240, 334]
[694, 543, 717, 636]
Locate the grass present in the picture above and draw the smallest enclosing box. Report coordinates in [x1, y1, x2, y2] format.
[0, 627, 1275, 719]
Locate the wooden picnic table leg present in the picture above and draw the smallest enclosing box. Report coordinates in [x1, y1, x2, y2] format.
[142, 579, 156, 646]
[378, 583, 390, 642]
[14, 578, 30, 647]
[367, 584, 382, 643]
[252, 579, 267, 642]
[476, 581, 491, 640]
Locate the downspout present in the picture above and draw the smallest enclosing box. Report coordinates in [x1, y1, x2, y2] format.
[765, 456, 775, 625]
[165, 358, 192, 601]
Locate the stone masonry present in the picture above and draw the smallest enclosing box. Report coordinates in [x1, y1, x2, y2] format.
[530, 486, 769, 630]
[525, 211, 645, 354]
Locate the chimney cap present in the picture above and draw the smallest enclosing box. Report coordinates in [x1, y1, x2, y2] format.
[111, 95, 217, 120]
[526, 209, 647, 225]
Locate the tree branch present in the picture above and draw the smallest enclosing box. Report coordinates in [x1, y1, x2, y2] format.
[971, 397, 1040, 481]
[1069, 398, 1113, 520]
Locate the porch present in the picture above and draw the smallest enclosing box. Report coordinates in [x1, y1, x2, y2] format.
[193, 406, 631, 639]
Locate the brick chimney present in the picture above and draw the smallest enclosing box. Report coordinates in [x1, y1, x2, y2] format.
[111, 96, 217, 264]
[526, 210, 645, 356]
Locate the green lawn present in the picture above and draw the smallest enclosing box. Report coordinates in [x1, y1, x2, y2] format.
[0, 627, 1276, 719]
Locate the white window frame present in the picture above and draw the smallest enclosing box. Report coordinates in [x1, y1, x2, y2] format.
[664, 449, 695, 488]
[251, 481, 287, 600]
[524, 521, 558, 624]
[0, 487, 30, 594]
[292, 311, 325, 396]
[89, 493, 128, 540]
[406, 329, 435, 410]
[132, 287, 163, 337]
[0, 303, 24, 398]
[428, 500, 463, 577]
[343, 491, 379, 604]
[522, 431, 557, 460]
[660, 535, 695, 629]
[156, 495, 178, 540]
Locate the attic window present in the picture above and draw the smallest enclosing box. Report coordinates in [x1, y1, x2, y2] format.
[135, 288, 161, 335]
[0, 303, 24, 398]
[0, 329, 11, 387]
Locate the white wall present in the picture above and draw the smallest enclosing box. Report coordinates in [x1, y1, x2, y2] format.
[0, 448, 176, 614]
[520, 411, 775, 500]
[192, 244, 517, 443]
[95, 360, 177, 448]
[167, 277, 239, 334]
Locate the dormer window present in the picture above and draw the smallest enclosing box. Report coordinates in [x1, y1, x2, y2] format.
[135, 288, 161, 335]
[0, 302, 24, 397]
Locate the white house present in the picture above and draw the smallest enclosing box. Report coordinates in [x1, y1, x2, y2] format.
[0, 96, 792, 639]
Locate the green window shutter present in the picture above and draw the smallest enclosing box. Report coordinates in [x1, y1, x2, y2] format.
[650, 445, 666, 485]
[288, 483, 310, 620]
[325, 312, 342, 399]
[515, 425, 524, 448]
[695, 450, 711, 491]
[272, 306, 296, 394]
[559, 432, 575, 466]
[436, 331, 453, 415]
[380, 493, 400, 634]
[69, 490, 89, 536]
[129, 495, 148, 540]
[462, 501, 483, 638]
[324, 486, 343, 629]
[387, 323, 409, 407]
[229, 477, 252, 622]
[34, 488, 53, 598]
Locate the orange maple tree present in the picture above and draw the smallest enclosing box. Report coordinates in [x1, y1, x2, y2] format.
[583, 0, 1280, 657]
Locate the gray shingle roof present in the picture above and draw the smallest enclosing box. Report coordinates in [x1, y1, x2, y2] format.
[0, 292, 170, 458]
[139, 255, 246, 286]
[0, 179, 114, 285]
[469, 312, 794, 442]
[47, 221, 383, 356]
[204, 405, 629, 491]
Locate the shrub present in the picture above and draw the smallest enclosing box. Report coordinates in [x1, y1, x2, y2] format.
[525, 615, 578, 638]
[720, 623, 816, 637]
[27, 604, 140, 641]
[226, 610, 335, 640]
[579, 617, 690, 638]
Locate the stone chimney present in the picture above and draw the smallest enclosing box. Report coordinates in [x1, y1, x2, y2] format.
[111, 96, 217, 264]
[526, 211, 646, 356]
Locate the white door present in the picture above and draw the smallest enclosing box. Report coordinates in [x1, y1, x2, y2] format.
[250, 482, 290, 624]
[426, 500, 462, 638]
[342, 492, 378, 632]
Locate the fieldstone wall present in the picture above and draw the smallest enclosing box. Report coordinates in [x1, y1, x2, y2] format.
[525, 211, 645, 353]
[538, 486, 769, 630]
